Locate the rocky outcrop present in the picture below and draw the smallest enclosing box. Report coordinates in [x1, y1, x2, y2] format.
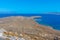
[0, 16, 60, 40]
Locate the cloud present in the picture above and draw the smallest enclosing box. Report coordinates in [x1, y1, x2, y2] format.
[0, 8, 16, 13]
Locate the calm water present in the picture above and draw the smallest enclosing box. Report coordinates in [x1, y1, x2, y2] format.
[0, 14, 60, 30]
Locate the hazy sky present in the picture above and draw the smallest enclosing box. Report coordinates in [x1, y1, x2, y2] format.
[0, 0, 59, 13]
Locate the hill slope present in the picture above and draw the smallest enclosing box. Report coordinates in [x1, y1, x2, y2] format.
[0, 16, 60, 40]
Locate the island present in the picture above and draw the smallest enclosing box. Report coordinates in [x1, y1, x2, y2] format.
[0, 16, 60, 40]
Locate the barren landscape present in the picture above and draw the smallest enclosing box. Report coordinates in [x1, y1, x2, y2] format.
[0, 16, 60, 40]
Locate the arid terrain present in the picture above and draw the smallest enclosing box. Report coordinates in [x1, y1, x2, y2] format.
[0, 16, 60, 40]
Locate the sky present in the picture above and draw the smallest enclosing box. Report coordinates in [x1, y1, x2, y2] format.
[0, 0, 59, 13]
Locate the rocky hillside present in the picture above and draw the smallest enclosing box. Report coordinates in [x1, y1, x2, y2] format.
[0, 16, 60, 40]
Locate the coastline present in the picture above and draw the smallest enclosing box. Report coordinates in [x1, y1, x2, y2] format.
[0, 16, 60, 40]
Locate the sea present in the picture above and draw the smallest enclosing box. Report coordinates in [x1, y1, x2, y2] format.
[0, 14, 60, 30]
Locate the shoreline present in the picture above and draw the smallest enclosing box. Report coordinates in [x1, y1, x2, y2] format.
[0, 16, 60, 31]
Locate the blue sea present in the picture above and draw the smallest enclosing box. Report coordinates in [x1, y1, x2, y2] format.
[0, 14, 60, 30]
